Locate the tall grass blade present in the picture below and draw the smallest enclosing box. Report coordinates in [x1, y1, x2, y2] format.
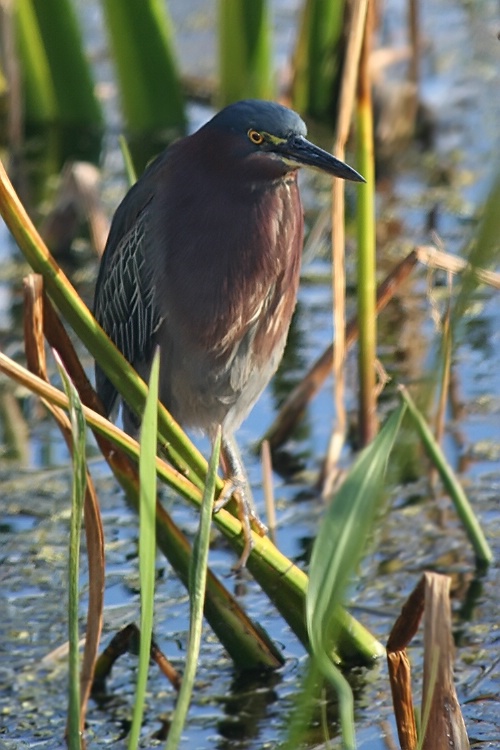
[307, 406, 405, 647]
[102, 0, 186, 135]
[218, 0, 273, 106]
[399, 386, 493, 565]
[166, 427, 222, 749]
[55, 353, 87, 750]
[128, 350, 160, 749]
[307, 403, 406, 748]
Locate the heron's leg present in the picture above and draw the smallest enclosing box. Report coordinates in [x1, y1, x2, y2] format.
[213, 434, 267, 568]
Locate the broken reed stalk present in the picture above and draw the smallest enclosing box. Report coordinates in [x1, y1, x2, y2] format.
[416, 245, 500, 289]
[386, 572, 469, 750]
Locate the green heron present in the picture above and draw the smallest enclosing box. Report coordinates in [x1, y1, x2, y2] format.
[94, 99, 363, 565]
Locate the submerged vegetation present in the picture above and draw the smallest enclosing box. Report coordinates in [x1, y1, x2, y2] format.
[0, 1, 499, 748]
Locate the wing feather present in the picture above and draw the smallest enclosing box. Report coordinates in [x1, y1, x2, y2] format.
[94, 190, 162, 416]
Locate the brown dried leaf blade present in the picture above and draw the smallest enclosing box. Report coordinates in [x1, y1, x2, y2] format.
[386, 572, 469, 750]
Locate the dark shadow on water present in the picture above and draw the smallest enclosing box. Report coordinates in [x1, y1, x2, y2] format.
[216, 669, 282, 747]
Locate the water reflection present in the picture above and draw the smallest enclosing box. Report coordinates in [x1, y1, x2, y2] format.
[216, 670, 281, 747]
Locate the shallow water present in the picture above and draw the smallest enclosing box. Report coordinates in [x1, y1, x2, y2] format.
[1, 0, 500, 748]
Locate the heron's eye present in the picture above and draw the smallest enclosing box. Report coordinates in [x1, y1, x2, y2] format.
[248, 129, 264, 145]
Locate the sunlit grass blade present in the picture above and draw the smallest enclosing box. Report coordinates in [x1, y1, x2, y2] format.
[306, 403, 406, 748]
[355, 3, 377, 446]
[307, 403, 406, 645]
[166, 427, 221, 750]
[399, 385, 493, 565]
[55, 353, 87, 750]
[128, 350, 160, 749]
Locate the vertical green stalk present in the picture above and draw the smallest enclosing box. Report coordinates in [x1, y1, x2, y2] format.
[165, 428, 221, 750]
[57, 356, 87, 750]
[218, 0, 273, 106]
[128, 351, 160, 750]
[355, 4, 377, 446]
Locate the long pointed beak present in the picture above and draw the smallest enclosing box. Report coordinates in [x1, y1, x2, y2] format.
[278, 134, 365, 183]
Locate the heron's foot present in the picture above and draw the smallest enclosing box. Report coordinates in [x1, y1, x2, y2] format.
[213, 475, 268, 569]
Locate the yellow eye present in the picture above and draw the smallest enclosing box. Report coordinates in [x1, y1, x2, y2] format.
[248, 129, 264, 145]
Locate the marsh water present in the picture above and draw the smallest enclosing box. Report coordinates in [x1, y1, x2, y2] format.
[1, 1, 499, 748]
